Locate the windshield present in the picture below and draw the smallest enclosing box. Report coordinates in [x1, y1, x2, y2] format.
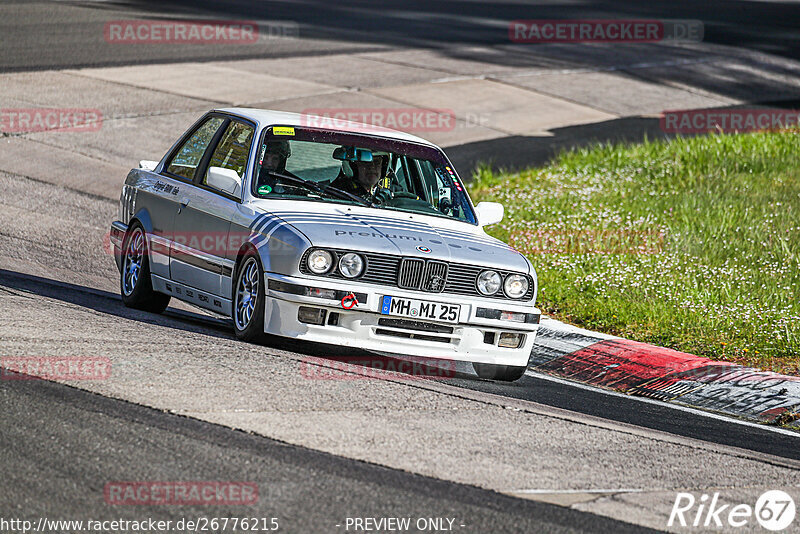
[252, 127, 477, 224]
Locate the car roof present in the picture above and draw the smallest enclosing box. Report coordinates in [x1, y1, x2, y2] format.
[217, 107, 439, 147]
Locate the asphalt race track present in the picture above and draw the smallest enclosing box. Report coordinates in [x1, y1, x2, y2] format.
[1, 266, 798, 532]
[2, 371, 654, 533]
[2, 1, 800, 533]
[2, 0, 800, 72]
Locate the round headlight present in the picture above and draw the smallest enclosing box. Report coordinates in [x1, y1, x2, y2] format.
[504, 274, 529, 298]
[307, 249, 333, 274]
[338, 253, 364, 278]
[477, 270, 502, 295]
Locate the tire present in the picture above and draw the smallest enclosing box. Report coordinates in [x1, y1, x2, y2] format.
[472, 362, 527, 382]
[233, 249, 266, 342]
[120, 223, 170, 313]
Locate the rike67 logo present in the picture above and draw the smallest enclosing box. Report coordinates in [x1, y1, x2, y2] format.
[669, 490, 796, 531]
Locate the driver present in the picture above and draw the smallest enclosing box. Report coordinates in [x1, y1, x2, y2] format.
[330, 150, 392, 201]
[256, 140, 292, 189]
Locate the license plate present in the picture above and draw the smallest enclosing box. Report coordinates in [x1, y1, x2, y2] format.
[380, 296, 461, 323]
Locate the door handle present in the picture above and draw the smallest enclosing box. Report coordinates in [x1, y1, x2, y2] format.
[177, 197, 190, 214]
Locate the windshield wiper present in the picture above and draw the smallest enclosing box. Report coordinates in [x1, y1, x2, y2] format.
[267, 171, 373, 207]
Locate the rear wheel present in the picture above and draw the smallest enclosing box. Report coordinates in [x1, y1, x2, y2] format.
[120, 223, 170, 313]
[233, 250, 266, 342]
[472, 362, 527, 382]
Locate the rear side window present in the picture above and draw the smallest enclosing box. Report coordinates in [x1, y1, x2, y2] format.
[166, 117, 225, 181]
[204, 121, 255, 185]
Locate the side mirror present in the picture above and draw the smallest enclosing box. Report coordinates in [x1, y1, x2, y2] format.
[475, 201, 504, 226]
[207, 166, 242, 196]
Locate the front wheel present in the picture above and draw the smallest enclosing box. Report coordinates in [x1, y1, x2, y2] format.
[472, 362, 527, 382]
[233, 250, 266, 342]
[120, 223, 170, 313]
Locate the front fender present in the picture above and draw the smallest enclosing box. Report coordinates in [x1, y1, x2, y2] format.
[241, 224, 310, 278]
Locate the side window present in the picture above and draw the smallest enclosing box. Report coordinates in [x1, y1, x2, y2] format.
[414, 159, 437, 203]
[204, 121, 255, 191]
[390, 156, 411, 193]
[166, 117, 225, 181]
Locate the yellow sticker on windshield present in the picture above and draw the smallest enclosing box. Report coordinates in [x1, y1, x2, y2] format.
[272, 126, 295, 136]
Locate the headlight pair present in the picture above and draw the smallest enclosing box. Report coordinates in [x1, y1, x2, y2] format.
[476, 270, 529, 299]
[307, 249, 364, 278]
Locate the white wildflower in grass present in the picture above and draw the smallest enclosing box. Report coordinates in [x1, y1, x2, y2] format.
[469, 131, 800, 371]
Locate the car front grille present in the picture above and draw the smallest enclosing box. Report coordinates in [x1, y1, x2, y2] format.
[397, 259, 448, 292]
[398, 258, 425, 289]
[360, 254, 400, 285]
[423, 260, 448, 292]
[299, 249, 534, 301]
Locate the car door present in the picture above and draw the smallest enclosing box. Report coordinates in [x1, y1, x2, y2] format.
[150, 115, 226, 279]
[170, 117, 255, 310]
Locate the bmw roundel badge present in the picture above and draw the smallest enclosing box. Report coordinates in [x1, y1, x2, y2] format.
[416, 245, 432, 253]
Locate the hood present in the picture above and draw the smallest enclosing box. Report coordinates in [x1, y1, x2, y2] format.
[261, 205, 530, 273]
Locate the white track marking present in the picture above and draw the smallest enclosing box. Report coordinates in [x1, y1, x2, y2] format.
[507, 488, 644, 494]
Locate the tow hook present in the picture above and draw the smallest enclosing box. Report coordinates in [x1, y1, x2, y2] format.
[341, 293, 358, 310]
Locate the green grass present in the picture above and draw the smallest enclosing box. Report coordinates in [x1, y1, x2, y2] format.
[469, 131, 800, 373]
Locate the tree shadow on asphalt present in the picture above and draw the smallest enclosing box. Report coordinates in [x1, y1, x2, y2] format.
[21, 1, 800, 102]
[449, 98, 800, 175]
[117, 0, 800, 62]
[0, 268, 476, 381]
[0, 268, 236, 341]
[449, 116, 665, 174]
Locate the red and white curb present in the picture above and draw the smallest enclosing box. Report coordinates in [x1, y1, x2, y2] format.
[531, 318, 800, 429]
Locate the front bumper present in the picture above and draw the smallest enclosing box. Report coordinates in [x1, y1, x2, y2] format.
[264, 273, 539, 366]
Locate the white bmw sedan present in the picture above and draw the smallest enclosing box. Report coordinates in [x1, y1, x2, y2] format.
[110, 108, 540, 381]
